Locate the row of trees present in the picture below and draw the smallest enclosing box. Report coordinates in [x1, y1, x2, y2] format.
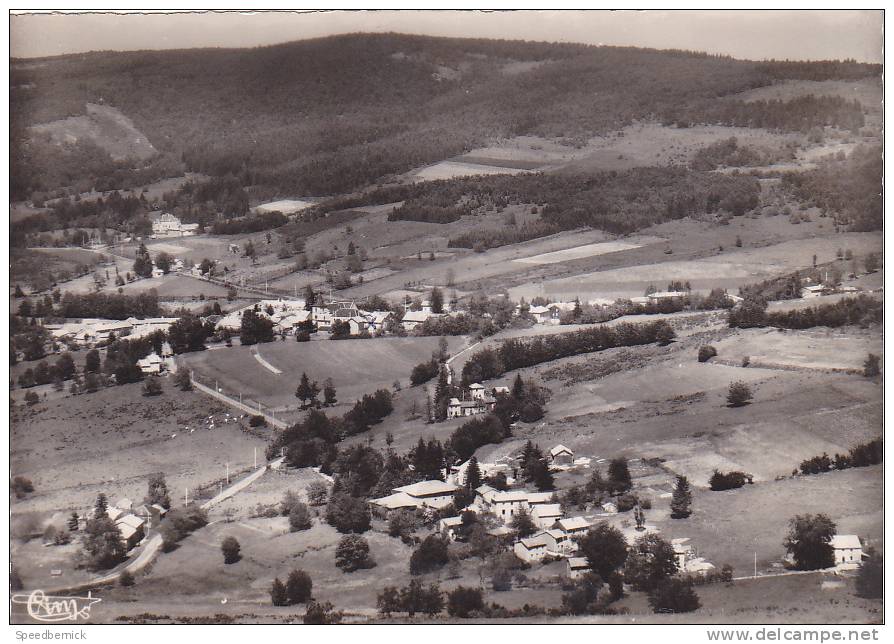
[460, 320, 675, 385]
[728, 295, 883, 330]
[798, 438, 883, 475]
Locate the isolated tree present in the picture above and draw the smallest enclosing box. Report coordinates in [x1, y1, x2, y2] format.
[174, 369, 193, 391]
[855, 549, 883, 599]
[221, 536, 241, 564]
[303, 601, 342, 625]
[155, 252, 172, 274]
[698, 346, 717, 363]
[335, 534, 376, 572]
[296, 373, 314, 408]
[727, 381, 753, 407]
[511, 373, 525, 400]
[142, 377, 163, 397]
[306, 481, 329, 506]
[270, 577, 289, 606]
[510, 508, 537, 538]
[323, 378, 337, 405]
[670, 475, 692, 519]
[578, 523, 629, 580]
[784, 514, 836, 570]
[464, 456, 482, 490]
[864, 354, 881, 378]
[325, 492, 371, 533]
[561, 572, 603, 615]
[410, 534, 450, 575]
[648, 579, 701, 614]
[146, 473, 171, 509]
[286, 569, 313, 604]
[430, 287, 444, 314]
[624, 533, 678, 591]
[446, 586, 484, 618]
[607, 457, 632, 493]
[68, 512, 80, 532]
[529, 458, 555, 491]
[864, 252, 879, 273]
[94, 492, 109, 518]
[240, 308, 274, 345]
[119, 570, 135, 587]
[289, 502, 313, 532]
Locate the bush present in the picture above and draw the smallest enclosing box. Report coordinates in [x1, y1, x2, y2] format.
[856, 549, 883, 599]
[286, 569, 313, 604]
[726, 381, 753, 407]
[306, 481, 330, 506]
[221, 536, 241, 564]
[410, 534, 450, 575]
[325, 493, 371, 533]
[303, 601, 342, 625]
[249, 415, 267, 427]
[289, 502, 313, 532]
[697, 345, 717, 362]
[864, 353, 881, 377]
[12, 476, 34, 498]
[271, 578, 288, 606]
[142, 377, 163, 397]
[648, 579, 701, 613]
[446, 586, 485, 618]
[335, 534, 376, 572]
[119, 570, 135, 587]
[709, 470, 752, 491]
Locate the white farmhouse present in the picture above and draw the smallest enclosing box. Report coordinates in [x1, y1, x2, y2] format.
[830, 534, 864, 569]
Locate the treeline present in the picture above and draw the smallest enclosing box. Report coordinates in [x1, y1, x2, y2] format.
[729, 295, 882, 330]
[448, 221, 562, 251]
[51, 291, 161, 320]
[798, 438, 883, 475]
[782, 145, 882, 232]
[323, 168, 760, 238]
[664, 95, 865, 132]
[460, 320, 675, 385]
[756, 59, 882, 81]
[210, 211, 288, 235]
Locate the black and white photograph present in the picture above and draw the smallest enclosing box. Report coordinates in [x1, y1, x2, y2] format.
[6, 5, 886, 633]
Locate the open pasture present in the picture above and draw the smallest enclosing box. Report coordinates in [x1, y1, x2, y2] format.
[10, 382, 266, 517]
[512, 239, 653, 265]
[181, 336, 466, 412]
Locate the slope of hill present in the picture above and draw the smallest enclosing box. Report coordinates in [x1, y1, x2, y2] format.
[11, 33, 880, 201]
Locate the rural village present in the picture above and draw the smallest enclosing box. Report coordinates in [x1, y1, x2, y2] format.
[8, 21, 884, 626]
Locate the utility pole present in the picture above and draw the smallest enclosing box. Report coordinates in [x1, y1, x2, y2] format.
[226, 462, 230, 485]
[754, 551, 757, 577]
[254, 447, 258, 468]
[185, 488, 189, 506]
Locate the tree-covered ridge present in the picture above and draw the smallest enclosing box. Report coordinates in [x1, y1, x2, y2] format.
[11, 33, 880, 201]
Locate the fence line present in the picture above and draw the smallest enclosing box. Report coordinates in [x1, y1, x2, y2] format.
[190, 371, 288, 429]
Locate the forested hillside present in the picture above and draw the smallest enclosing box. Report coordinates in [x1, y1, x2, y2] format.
[11, 33, 880, 201]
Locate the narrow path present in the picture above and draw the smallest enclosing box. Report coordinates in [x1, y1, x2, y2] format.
[251, 347, 283, 375]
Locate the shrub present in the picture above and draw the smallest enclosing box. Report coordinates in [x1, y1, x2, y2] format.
[286, 569, 313, 604]
[142, 377, 163, 396]
[12, 476, 34, 498]
[648, 579, 701, 613]
[289, 502, 313, 532]
[306, 481, 330, 506]
[270, 578, 288, 606]
[697, 345, 717, 362]
[726, 381, 753, 407]
[856, 549, 883, 599]
[325, 492, 371, 533]
[446, 586, 485, 618]
[119, 570, 135, 587]
[335, 535, 376, 572]
[410, 534, 450, 575]
[709, 470, 752, 491]
[249, 415, 267, 427]
[221, 536, 241, 564]
[864, 353, 881, 377]
[303, 601, 342, 624]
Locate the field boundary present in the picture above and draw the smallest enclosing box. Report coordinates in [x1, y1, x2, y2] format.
[190, 371, 288, 429]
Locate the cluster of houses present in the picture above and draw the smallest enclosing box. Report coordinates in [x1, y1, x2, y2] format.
[149, 212, 199, 238]
[83, 498, 168, 551]
[47, 317, 179, 348]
